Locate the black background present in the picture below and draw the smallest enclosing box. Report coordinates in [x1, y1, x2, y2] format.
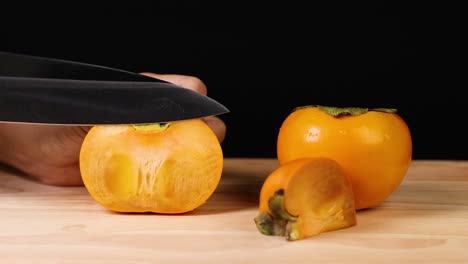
[1, 2, 464, 160]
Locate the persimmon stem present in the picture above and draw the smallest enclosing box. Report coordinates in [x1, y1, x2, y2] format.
[254, 189, 300, 240]
[269, 189, 297, 222]
[132, 123, 170, 131]
[294, 105, 397, 117]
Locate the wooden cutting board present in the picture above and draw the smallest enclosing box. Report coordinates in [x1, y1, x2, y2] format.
[1, 158, 468, 263]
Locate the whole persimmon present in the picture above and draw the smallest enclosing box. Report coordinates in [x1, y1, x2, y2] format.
[254, 157, 357, 241]
[277, 105, 412, 210]
[79, 119, 223, 214]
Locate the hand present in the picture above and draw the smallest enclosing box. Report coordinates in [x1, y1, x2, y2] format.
[0, 73, 226, 186]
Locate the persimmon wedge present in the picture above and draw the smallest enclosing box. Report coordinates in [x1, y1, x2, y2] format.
[79, 119, 223, 214]
[254, 157, 357, 241]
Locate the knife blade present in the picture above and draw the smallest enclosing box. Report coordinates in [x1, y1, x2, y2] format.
[0, 51, 229, 125]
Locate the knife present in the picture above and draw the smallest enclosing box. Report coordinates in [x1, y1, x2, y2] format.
[0, 51, 229, 125]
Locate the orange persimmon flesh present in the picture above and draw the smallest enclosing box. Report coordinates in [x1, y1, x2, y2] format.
[255, 157, 357, 241]
[79, 119, 223, 214]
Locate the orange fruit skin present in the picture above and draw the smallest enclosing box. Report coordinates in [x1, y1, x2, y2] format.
[79, 119, 223, 214]
[277, 106, 412, 210]
[258, 158, 313, 213]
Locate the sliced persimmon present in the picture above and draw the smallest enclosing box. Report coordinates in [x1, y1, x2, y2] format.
[254, 157, 357, 240]
[79, 119, 224, 214]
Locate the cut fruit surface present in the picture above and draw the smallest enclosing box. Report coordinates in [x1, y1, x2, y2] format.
[255, 157, 357, 241]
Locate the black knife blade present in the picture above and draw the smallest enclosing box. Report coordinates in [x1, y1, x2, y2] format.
[0, 51, 229, 125]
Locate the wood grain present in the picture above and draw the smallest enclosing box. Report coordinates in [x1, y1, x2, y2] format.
[1, 158, 468, 264]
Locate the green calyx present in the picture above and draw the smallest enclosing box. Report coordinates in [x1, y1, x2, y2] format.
[132, 123, 170, 131]
[295, 105, 397, 118]
[254, 189, 300, 241]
